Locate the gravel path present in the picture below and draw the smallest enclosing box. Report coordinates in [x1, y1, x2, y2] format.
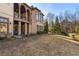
[0, 34, 79, 56]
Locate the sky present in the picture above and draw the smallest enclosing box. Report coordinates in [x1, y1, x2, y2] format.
[28, 3, 79, 17]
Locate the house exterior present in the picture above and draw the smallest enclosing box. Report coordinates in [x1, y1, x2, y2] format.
[0, 3, 44, 36]
[0, 3, 14, 36]
[31, 6, 44, 33]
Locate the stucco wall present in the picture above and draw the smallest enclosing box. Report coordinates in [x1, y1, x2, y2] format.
[0, 3, 14, 35]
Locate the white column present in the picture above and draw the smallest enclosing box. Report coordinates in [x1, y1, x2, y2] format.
[19, 4, 21, 19]
[25, 23, 27, 35]
[29, 24, 31, 34]
[18, 22, 21, 35]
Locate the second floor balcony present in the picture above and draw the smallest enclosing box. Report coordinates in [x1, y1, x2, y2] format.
[14, 12, 31, 23]
[20, 13, 26, 20]
[14, 3, 31, 23]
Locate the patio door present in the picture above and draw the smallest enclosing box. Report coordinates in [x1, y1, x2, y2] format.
[14, 21, 18, 35]
[27, 23, 29, 35]
[21, 22, 25, 35]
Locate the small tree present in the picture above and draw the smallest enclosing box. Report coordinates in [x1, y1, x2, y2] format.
[44, 20, 49, 33]
[51, 21, 55, 34]
[54, 16, 61, 34]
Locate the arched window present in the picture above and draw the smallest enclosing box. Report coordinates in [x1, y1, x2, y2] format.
[20, 5, 26, 19]
[27, 10, 30, 21]
[14, 3, 19, 18]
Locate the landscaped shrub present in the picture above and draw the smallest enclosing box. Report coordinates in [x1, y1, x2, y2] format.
[37, 31, 46, 34]
[61, 31, 69, 36]
[44, 20, 49, 33]
[75, 25, 79, 34]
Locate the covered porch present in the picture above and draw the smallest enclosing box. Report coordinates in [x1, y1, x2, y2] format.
[13, 20, 30, 36]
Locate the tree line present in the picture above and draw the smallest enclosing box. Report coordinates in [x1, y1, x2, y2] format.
[44, 8, 79, 35]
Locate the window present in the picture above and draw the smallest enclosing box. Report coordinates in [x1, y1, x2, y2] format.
[35, 13, 39, 22]
[0, 18, 7, 22]
[35, 12, 43, 23]
[41, 15, 43, 23]
[40, 14, 42, 22]
[36, 13, 38, 21]
[0, 23, 7, 33]
[0, 17, 8, 34]
[39, 13, 41, 22]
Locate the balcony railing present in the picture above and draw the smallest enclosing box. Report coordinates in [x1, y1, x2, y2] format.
[14, 12, 31, 23]
[21, 13, 26, 20]
[14, 12, 19, 18]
